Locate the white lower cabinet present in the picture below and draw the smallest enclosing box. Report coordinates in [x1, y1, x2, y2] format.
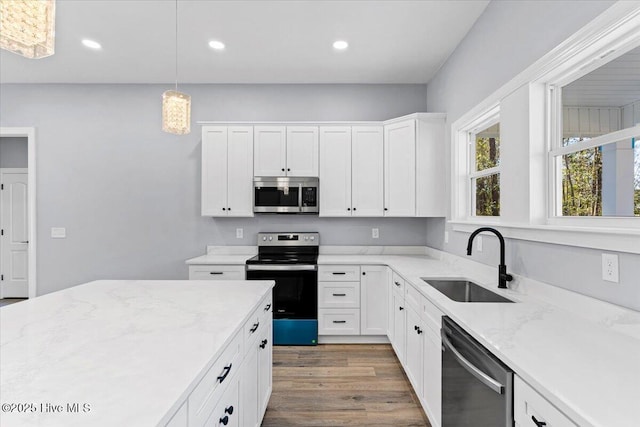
[514, 376, 577, 427]
[405, 306, 424, 396]
[422, 324, 442, 427]
[360, 266, 389, 335]
[392, 290, 406, 364]
[319, 308, 361, 335]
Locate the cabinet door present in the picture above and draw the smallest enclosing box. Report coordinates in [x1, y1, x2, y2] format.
[392, 293, 406, 364]
[240, 342, 259, 427]
[201, 126, 228, 216]
[405, 307, 424, 399]
[360, 266, 388, 335]
[423, 326, 442, 427]
[254, 126, 286, 176]
[319, 126, 352, 216]
[206, 375, 240, 427]
[352, 126, 384, 216]
[416, 116, 446, 217]
[257, 321, 272, 420]
[287, 126, 319, 176]
[384, 120, 416, 216]
[226, 126, 254, 217]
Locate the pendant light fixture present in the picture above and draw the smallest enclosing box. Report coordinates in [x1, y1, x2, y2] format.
[0, 0, 56, 58]
[162, 0, 191, 135]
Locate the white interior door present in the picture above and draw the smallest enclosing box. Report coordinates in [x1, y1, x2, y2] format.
[1, 169, 29, 298]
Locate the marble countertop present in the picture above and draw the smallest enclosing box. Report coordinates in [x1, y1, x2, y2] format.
[0, 280, 273, 427]
[186, 253, 254, 264]
[319, 252, 640, 427]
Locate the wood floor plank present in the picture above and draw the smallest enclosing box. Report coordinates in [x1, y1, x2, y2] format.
[262, 344, 431, 426]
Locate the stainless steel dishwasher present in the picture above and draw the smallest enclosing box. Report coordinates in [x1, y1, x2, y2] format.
[441, 316, 514, 426]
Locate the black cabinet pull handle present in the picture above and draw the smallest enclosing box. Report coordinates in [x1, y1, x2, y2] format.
[222, 207, 226, 211]
[384, 207, 388, 211]
[394, 281, 401, 287]
[219, 415, 229, 425]
[414, 325, 419, 331]
[228, 207, 231, 211]
[260, 339, 268, 349]
[332, 293, 346, 296]
[332, 272, 346, 275]
[362, 271, 366, 275]
[347, 207, 351, 211]
[417, 328, 423, 334]
[353, 207, 356, 211]
[216, 363, 232, 383]
[531, 416, 547, 426]
[281, 168, 285, 172]
[225, 406, 234, 415]
[287, 168, 291, 171]
[399, 306, 404, 311]
[210, 272, 224, 275]
[264, 303, 271, 311]
[250, 322, 259, 333]
[333, 320, 347, 324]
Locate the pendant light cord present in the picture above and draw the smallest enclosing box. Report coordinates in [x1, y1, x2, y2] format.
[175, 0, 178, 91]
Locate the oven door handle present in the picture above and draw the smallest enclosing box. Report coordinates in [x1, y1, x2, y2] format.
[246, 264, 318, 271]
[441, 332, 504, 395]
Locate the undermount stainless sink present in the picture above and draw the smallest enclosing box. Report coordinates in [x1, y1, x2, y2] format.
[421, 278, 514, 303]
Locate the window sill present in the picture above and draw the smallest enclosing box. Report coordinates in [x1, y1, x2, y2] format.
[449, 220, 640, 254]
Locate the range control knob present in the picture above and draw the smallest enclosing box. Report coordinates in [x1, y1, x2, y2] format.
[304, 236, 309, 241]
[268, 236, 273, 241]
[310, 236, 315, 241]
[262, 236, 267, 241]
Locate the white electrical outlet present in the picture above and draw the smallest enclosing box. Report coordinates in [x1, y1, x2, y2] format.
[476, 235, 483, 252]
[372, 228, 379, 239]
[602, 253, 619, 283]
[236, 228, 243, 239]
[51, 227, 66, 238]
[444, 231, 449, 244]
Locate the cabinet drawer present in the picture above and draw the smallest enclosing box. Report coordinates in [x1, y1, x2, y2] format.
[318, 309, 361, 335]
[189, 265, 245, 280]
[318, 282, 360, 308]
[189, 332, 242, 427]
[391, 271, 405, 295]
[514, 376, 577, 427]
[318, 265, 361, 282]
[405, 282, 422, 313]
[243, 293, 273, 356]
[421, 296, 444, 335]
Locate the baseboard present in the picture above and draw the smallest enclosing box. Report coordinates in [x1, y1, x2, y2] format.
[318, 335, 390, 344]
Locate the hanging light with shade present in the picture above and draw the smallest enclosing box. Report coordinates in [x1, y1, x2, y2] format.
[0, 0, 56, 58]
[162, 0, 191, 135]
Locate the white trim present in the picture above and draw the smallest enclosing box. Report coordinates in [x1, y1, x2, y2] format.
[0, 127, 36, 298]
[449, 220, 640, 254]
[550, 124, 640, 156]
[197, 112, 447, 127]
[469, 166, 500, 180]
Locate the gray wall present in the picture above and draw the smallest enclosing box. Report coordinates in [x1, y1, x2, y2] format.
[425, 0, 640, 311]
[0, 84, 428, 296]
[0, 137, 28, 168]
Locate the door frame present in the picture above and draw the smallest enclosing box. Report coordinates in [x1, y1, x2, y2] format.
[0, 127, 36, 298]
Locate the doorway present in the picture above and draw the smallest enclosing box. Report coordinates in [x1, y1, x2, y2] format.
[0, 128, 36, 299]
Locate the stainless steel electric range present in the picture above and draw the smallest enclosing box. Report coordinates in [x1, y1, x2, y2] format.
[246, 232, 319, 345]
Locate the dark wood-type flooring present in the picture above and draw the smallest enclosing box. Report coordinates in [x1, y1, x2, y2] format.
[0, 298, 26, 308]
[262, 344, 431, 426]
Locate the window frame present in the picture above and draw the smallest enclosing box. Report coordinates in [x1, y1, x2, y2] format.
[468, 116, 501, 218]
[449, 2, 640, 254]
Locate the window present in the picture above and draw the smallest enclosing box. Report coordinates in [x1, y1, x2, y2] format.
[470, 122, 501, 216]
[550, 45, 640, 219]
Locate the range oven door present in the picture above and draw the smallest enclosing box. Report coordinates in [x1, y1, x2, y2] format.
[246, 265, 318, 345]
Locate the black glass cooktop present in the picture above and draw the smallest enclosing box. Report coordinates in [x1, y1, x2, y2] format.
[246, 253, 318, 265]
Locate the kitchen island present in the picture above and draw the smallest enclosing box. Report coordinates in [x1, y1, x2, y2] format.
[0, 279, 274, 427]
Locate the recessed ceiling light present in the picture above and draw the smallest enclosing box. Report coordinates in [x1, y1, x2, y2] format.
[81, 39, 102, 50]
[333, 40, 348, 50]
[208, 40, 225, 50]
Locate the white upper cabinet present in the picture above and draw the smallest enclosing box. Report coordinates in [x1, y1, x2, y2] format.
[287, 126, 319, 176]
[254, 126, 318, 177]
[254, 126, 287, 176]
[319, 126, 352, 217]
[352, 126, 384, 216]
[384, 120, 416, 216]
[416, 115, 446, 217]
[202, 126, 254, 217]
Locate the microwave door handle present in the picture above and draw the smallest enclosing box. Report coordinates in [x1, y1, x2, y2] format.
[298, 183, 303, 212]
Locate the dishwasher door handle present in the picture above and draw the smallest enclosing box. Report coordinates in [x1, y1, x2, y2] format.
[442, 333, 504, 395]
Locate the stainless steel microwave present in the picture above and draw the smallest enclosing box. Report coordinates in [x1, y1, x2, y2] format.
[253, 177, 319, 213]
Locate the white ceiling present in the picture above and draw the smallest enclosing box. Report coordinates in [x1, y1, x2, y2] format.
[0, 0, 489, 84]
[563, 45, 640, 107]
